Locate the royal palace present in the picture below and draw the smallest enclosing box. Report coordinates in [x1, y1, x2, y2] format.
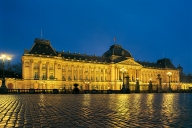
[2, 38, 191, 92]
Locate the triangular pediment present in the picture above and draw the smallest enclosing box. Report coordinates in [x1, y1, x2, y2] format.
[118, 59, 142, 66]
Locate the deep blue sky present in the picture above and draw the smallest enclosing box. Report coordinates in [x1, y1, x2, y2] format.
[0, 0, 192, 74]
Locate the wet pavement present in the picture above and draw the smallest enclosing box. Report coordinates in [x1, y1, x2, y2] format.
[0, 94, 192, 128]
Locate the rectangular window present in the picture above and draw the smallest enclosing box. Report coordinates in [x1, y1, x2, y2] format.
[62, 66, 65, 71]
[42, 73, 46, 79]
[34, 72, 38, 78]
[50, 64, 53, 70]
[62, 75, 66, 81]
[68, 75, 71, 81]
[42, 64, 46, 69]
[50, 73, 54, 79]
[34, 63, 38, 69]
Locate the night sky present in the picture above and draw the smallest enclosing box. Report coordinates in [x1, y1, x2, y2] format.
[0, 0, 191, 74]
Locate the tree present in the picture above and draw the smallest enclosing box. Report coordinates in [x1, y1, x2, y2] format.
[0, 62, 22, 78]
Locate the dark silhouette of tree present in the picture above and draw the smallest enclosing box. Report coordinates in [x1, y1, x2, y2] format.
[0, 62, 22, 79]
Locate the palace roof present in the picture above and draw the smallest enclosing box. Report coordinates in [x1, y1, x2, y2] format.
[28, 38, 57, 56]
[102, 44, 132, 58]
[137, 58, 176, 69]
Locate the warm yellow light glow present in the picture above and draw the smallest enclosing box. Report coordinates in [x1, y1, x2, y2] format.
[7, 56, 11, 60]
[1, 53, 5, 58]
[120, 68, 126, 72]
[167, 72, 172, 76]
[0, 53, 12, 61]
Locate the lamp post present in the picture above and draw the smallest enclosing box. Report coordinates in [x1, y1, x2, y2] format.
[167, 72, 172, 92]
[148, 78, 152, 93]
[136, 78, 140, 93]
[120, 68, 126, 93]
[0, 53, 11, 93]
[157, 74, 162, 93]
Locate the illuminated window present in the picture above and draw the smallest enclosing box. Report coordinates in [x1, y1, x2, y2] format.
[50, 73, 54, 79]
[34, 63, 38, 69]
[34, 72, 38, 78]
[42, 64, 46, 69]
[50, 64, 53, 70]
[68, 75, 71, 81]
[62, 75, 66, 81]
[42, 73, 46, 79]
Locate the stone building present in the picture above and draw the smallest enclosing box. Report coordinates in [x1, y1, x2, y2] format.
[3, 38, 190, 91]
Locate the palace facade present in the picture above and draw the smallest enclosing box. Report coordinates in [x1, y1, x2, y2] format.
[3, 38, 191, 91]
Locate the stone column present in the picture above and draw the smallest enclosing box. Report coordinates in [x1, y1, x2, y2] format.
[104, 67, 105, 81]
[115, 67, 117, 80]
[30, 60, 34, 79]
[39, 61, 42, 80]
[89, 66, 91, 81]
[72, 65, 74, 81]
[54, 62, 57, 80]
[94, 67, 96, 81]
[117, 68, 119, 80]
[111, 64, 115, 82]
[82, 66, 84, 80]
[66, 65, 68, 81]
[77, 66, 79, 81]
[46, 62, 49, 80]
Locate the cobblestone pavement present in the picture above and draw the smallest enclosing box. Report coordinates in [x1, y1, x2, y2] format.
[0, 94, 192, 128]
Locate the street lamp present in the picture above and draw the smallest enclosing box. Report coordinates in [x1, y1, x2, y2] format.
[148, 78, 152, 93]
[136, 78, 140, 93]
[0, 53, 11, 92]
[120, 68, 126, 92]
[167, 72, 172, 92]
